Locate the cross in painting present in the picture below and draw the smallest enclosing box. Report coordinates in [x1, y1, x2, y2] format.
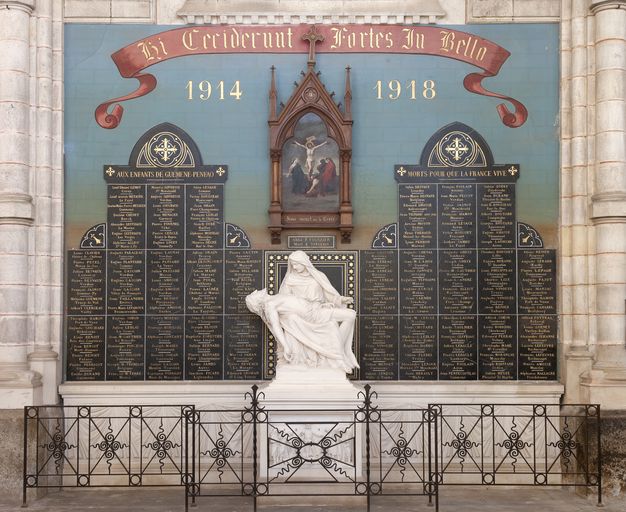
[302, 25, 324, 68]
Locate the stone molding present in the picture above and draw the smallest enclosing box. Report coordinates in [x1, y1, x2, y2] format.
[581, 369, 626, 408]
[177, 0, 446, 24]
[0, 0, 35, 13]
[591, 192, 626, 221]
[64, 0, 154, 22]
[0, 193, 34, 225]
[467, 0, 560, 22]
[590, 0, 626, 13]
[0, 367, 41, 388]
[59, 380, 564, 407]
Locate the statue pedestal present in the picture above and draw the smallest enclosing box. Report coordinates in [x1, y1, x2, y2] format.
[261, 364, 362, 406]
[258, 364, 364, 489]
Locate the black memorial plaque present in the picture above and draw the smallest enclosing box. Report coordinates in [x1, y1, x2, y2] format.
[438, 184, 476, 249]
[400, 250, 437, 315]
[106, 316, 144, 380]
[439, 315, 477, 380]
[478, 249, 516, 315]
[359, 317, 398, 380]
[147, 250, 184, 315]
[399, 315, 437, 379]
[185, 316, 223, 379]
[391, 125, 556, 382]
[398, 184, 437, 249]
[186, 250, 223, 314]
[518, 315, 557, 380]
[225, 250, 263, 315]
[518, 250, 557, 315]
[107, 250, 145, 315]
[360, 250, 398, 315]
[146, 316, 184, 380]
[107, 185, 146, 249]
[224, 315, 263, 379]
[66, 316, 105, 380]
[186, 185, 224, 249]
[479, 315, 516, 380]
[478, 184, 515, 248]
[67, 250, 106, 315]
[66, 126, 234, 381]
[439, 250, 477, 315]
[147, 185, 184, 249]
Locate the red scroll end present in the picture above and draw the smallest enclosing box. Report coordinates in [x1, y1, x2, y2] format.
[463, 72, 528, 129]
[95, 102, 124, 129]
[496, 101, 528, 128]
[94, 73, 158, 130]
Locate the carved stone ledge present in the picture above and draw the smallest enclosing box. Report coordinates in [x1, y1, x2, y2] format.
[177, 0, 446, 25]
[0, 0, 35, 14]
[591, 191, 626, 221]
[467, 0, 560, 23]
[0, 192, 35, 225]
[590, 0, 626, 14]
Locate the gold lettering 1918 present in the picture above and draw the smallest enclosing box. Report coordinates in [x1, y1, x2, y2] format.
[374, 80, 436, 100]
[186, 80, 243, 101]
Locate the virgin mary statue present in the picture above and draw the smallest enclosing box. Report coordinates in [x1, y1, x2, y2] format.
[246, 251, 359, 373]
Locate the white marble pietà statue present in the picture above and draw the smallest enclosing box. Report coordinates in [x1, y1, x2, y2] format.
[246, 250, 359, 373]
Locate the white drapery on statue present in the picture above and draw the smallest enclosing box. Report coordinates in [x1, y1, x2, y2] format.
[246, 251, 358, 373]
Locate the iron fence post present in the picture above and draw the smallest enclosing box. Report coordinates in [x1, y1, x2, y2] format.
[427, 405, 433, 507]
[596, 405, 602, 507]
[191, 406, 196, 508]
[252, 384, 259, 512]
[364, 384, 371, 512]
[22, 407, 28, 508]
[434, 406, 439, 512]
[184, 407, 189, 512]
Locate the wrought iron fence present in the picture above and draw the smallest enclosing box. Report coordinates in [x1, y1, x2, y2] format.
[431, 403, 602, 505]
[23, 404, 191, 505]
[22, 390, 602, 511]
[184, 385, 437, 512]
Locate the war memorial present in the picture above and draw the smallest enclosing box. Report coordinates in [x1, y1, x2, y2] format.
[0, 0, 624, 509]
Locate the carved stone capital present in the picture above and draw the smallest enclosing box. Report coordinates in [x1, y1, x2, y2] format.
[0, 0, 35, 14]
[590, 0, 626, 13]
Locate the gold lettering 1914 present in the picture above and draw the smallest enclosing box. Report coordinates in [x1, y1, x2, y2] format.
[186, 80, 242, 101]
[374, 80, 436, 100]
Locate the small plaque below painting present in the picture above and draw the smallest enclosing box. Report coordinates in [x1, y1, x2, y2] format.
[287, 235, 336, 250]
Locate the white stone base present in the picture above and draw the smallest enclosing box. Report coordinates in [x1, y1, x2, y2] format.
[257, 365, 364, 481]
[581, 368, 626, 409]
[58, 379, 564, 409]
[259, 364, 363, 407]
[0, 365, 42, 408]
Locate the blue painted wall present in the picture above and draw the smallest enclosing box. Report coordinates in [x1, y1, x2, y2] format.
[65, 23, 559, 249]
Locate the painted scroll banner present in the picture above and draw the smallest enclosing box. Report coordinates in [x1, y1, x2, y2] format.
[95, 24, 527, 130]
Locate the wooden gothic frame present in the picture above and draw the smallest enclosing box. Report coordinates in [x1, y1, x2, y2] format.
[268, 26, 353, 244]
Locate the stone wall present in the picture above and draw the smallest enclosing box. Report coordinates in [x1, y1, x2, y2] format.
[599, 412, 626, 497]
[584, 411, 626, 499]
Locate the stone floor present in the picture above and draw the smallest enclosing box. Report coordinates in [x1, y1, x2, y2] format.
[2, 487, 620, 512]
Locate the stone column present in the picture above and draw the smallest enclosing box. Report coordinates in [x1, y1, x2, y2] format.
[0, 0, 40, 407]
[585, 0, 626, 404]
[27, 0, 61, 406]
[560, 0, 595, 403]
